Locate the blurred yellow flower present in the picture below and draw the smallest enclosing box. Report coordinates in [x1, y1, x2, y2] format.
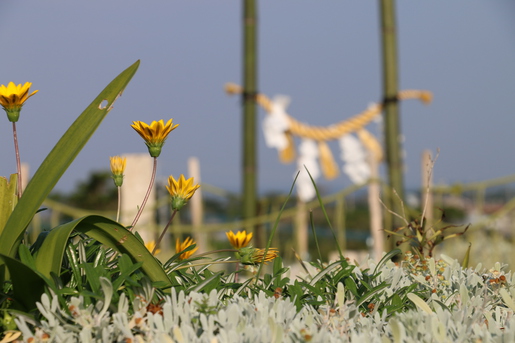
[145, 240, 161, 255]
[166, 174, 200, 211]
[251, 248, 279, 265]
[176, 237, 198, 260]
[226, 230, 253, 249]
[238, 247, 279, 265]
[131, 119, 178, 157]
[109, 156, 126, 187]
[0, 82, 38, 122]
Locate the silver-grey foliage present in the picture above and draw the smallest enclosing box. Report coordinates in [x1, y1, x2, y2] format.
[13, 255, 515, 342]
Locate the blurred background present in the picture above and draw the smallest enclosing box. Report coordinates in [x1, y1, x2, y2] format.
[1, 1, 514, 269]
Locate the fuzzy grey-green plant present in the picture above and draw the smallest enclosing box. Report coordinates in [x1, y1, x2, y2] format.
[12, 253, 515, 343]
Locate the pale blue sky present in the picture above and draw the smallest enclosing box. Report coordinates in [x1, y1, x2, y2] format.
[0, 1, 514, 196]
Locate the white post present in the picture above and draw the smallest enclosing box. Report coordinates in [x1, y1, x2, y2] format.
[188, 157, 206, 252]
[120, 153, 156, 242]
[368, 155, 384, 261]
[21, 162, 29, 191]
[421, 150, 434, 237]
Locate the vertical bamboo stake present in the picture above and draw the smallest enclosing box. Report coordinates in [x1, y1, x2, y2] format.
[188, 157, 206, 252]
[380, 0, 405, 253]
[421, 150, 434, 238]
[335, 196, 346, 254]
[368, 155, 384, 261]
[294, 198, 308, 259]
[242, 0, 260, 246]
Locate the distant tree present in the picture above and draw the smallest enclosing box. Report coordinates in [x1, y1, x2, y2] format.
[49, 171, 118, 211]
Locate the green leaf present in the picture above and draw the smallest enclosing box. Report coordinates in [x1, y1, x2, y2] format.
[64, 245, 83, 291]
[0, 174, 17, 235]
[111, 254, 144, 291]
[81, 262, 105, 295]
[188, 271, 223, 293]
[17, 244, 36, 270]
[309, 261, 342, 287]
[0, 254, 49, 311]
[344, 277, 359, 298]
[33, 215, 171, 287]
[356, 282, 388, 307]
[0, 60, 140, 259]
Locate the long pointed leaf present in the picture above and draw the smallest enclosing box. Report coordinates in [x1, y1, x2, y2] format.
[0, 60, 140, 258]
[34, 215, 171, 287]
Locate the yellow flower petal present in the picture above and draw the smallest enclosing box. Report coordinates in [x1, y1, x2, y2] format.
[252, 248, 279, 264]
[131, 119, 178, 145]
[166, 174, 200, 210]
[226, 230, 253, 249]
[0, 82, 38, 121]
[109, 156, 127, 175]
[176, 237, 198, 260]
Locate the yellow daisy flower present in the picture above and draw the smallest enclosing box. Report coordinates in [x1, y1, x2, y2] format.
[176, 237, 198, 260]
[109, 156, 126, 187]
[131, 119, 179, 157]
[226, 230, 253, 249]
[238, 247, 279, 265]
[166, 174, 200, 211]
[0, 82, 38, 122]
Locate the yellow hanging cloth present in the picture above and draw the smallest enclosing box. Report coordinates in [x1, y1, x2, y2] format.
[279, 131, 296, 163]
[318, 140, 339, 180]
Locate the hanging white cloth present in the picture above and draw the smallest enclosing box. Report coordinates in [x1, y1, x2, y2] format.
[262, 95, 291, 151]
[295, 139, 320, 202]
[339, 134, 371, 184]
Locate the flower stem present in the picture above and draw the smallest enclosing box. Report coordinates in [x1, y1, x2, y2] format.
[175, 260, 239, 270]
[234, 261, 241, 283]
[153, 209, 177, 255]
[116, 186, 121, 223]
[131, 156, 157, 230]
[12, 122, 22, 198]
[193, 249, 239, 258]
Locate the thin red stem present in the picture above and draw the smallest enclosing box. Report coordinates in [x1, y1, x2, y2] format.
[131, 157, 157, 230]
[153, 209, 177, 255]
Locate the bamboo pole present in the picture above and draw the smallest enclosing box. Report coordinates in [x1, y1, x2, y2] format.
[242, 0, 261, 246]
[335, 196, 346, 254]
[379, 0, 405, 253]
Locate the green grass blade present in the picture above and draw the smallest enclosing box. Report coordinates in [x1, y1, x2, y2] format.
[373, 248, 401, 275]
[34, 215, 171, 287]
[255, 172, 299, 282]
[0, 60, 140, 258]
[304, 167, 343, 259]
[462, 242, 471, 269]
[309, 210, 323, 262]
